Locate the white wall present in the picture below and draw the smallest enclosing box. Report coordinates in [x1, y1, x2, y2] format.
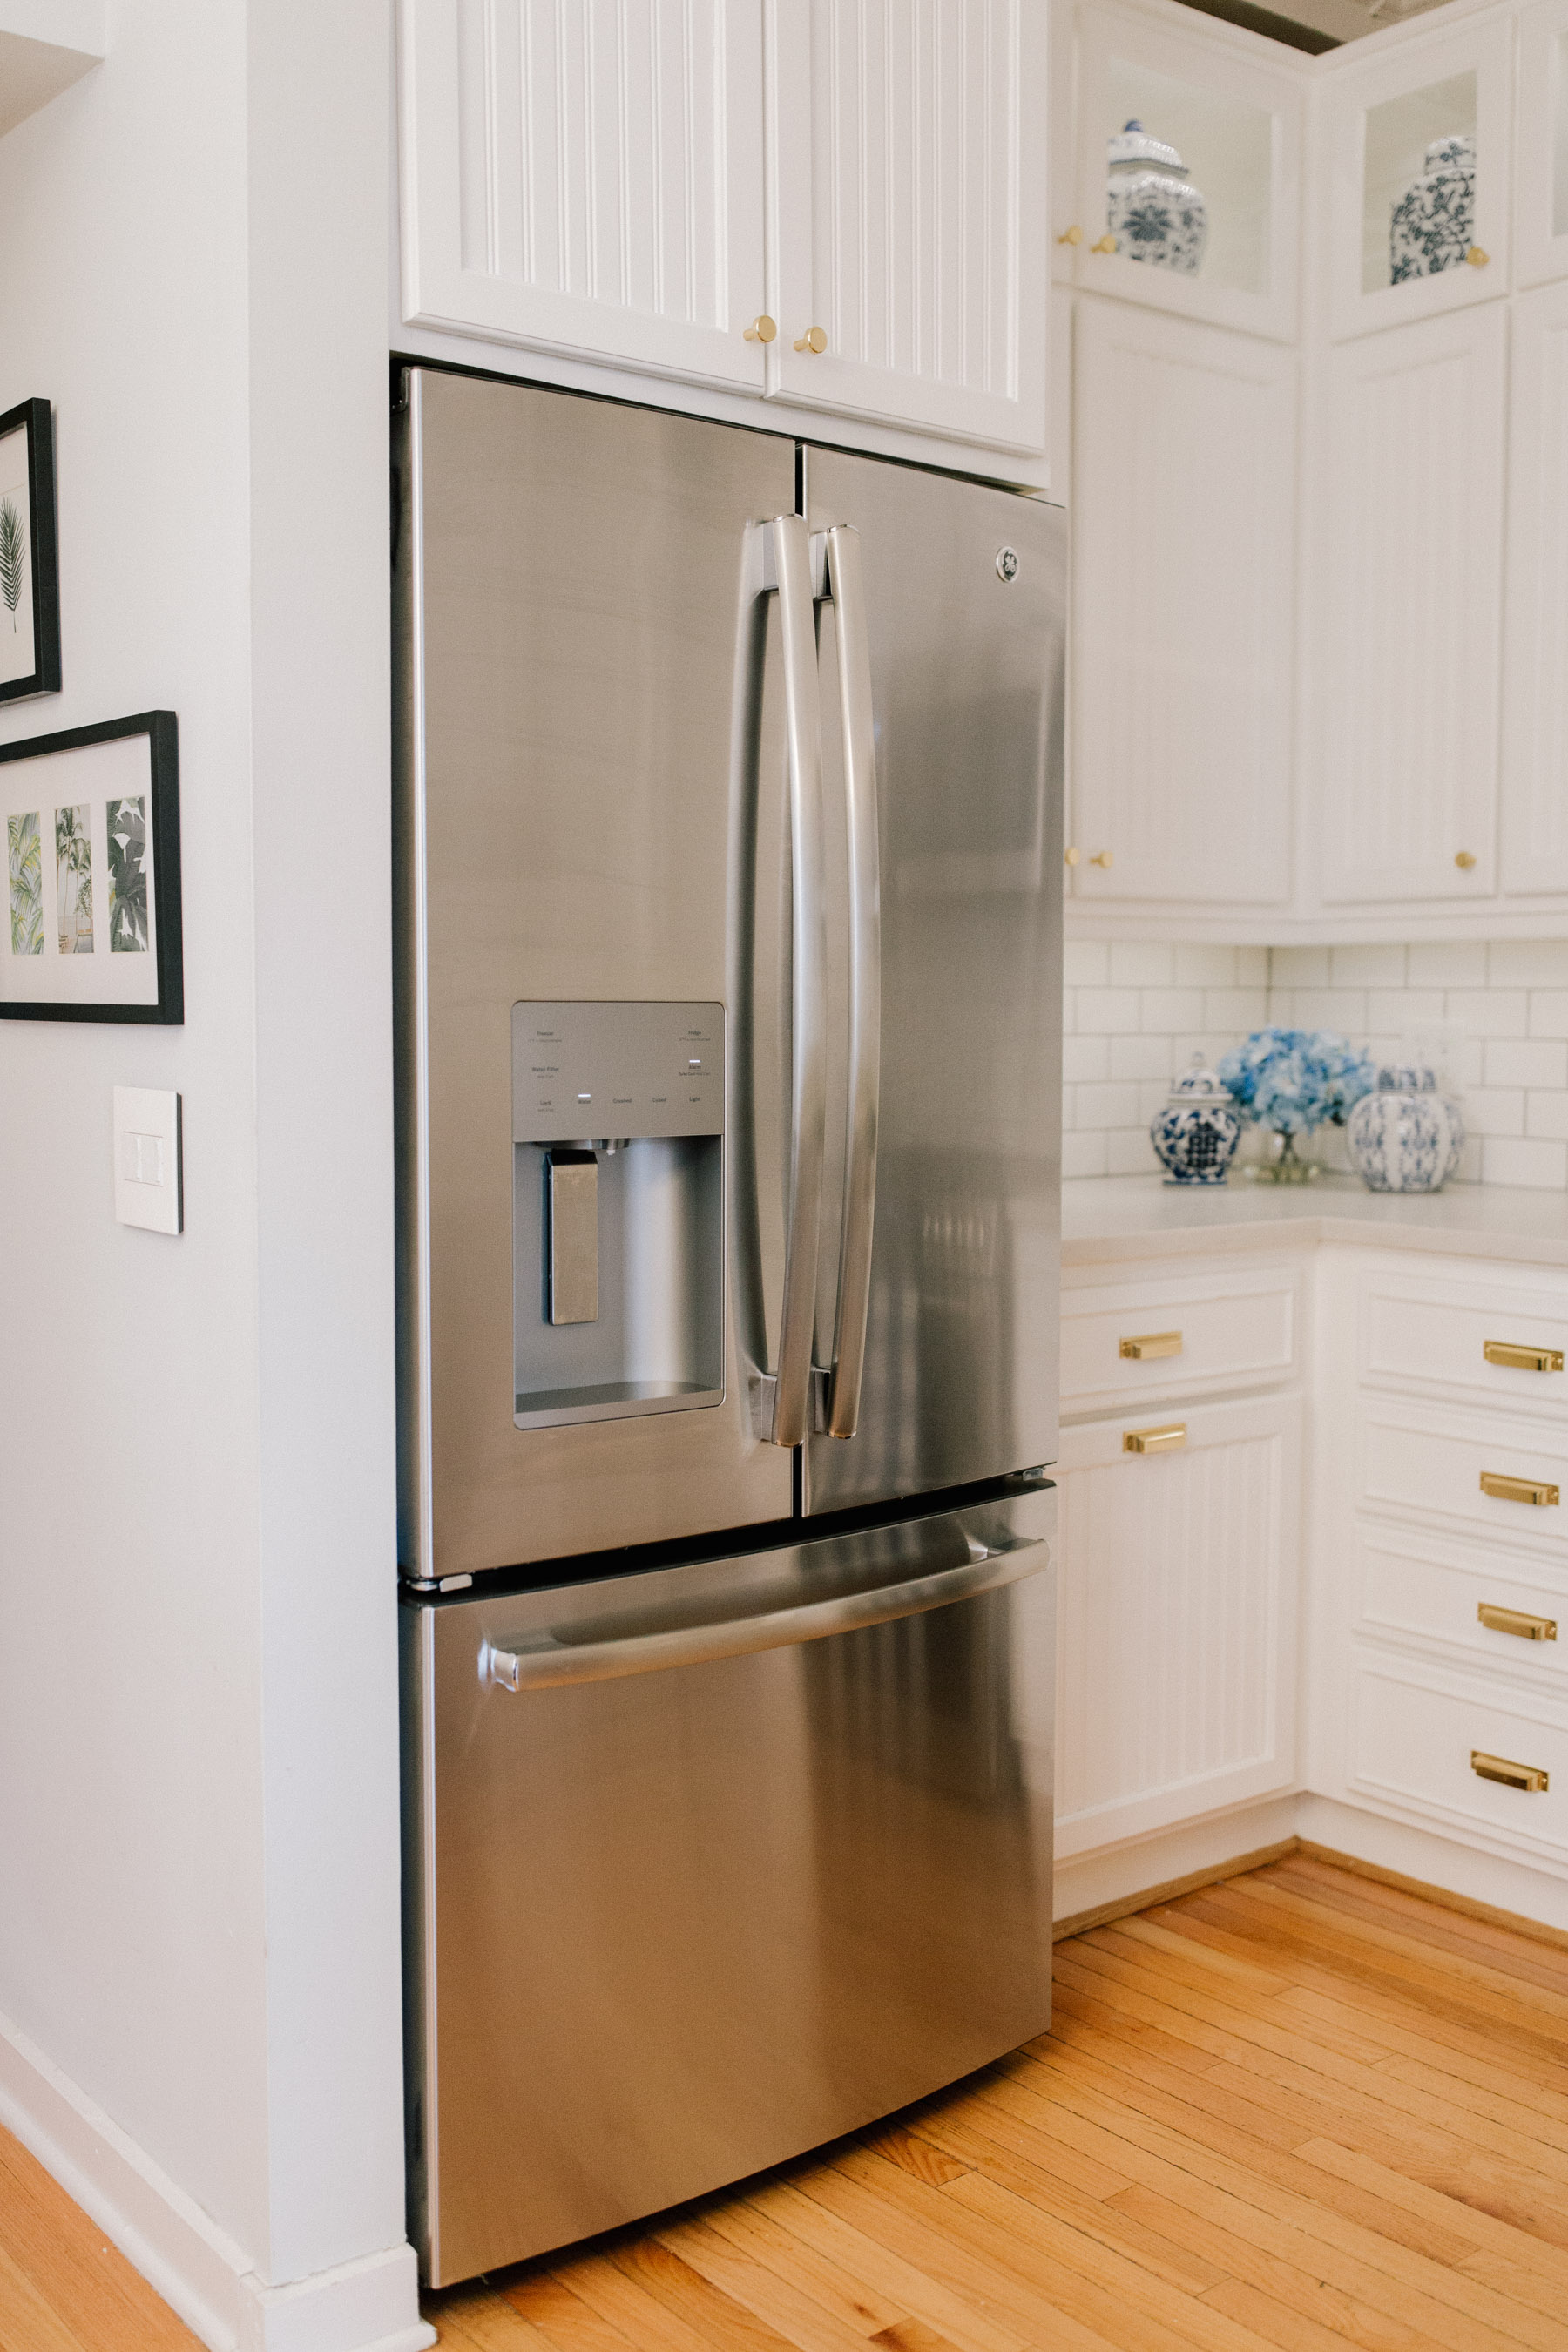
[0, 5, 418, 2345]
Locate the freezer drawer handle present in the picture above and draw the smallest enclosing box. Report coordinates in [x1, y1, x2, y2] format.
[821, 523, 881, 1443]
[1471, 1751, 1550, 1794]
[1477, 1603, 1558, 1642]
[1484, 1340, 1565, 1372]
[1480, 1471, 1559, 1507]
[481, 1533, 1049, 1693]
[1124, 1423, 1186, 1455]
[755, 515, 828, 1450]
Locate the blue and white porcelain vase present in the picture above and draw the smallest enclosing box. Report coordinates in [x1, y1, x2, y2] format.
[1106, 120, 1208, 276]
[1389, 135, 1476, 284]
[1347, 1063, 1465, 1193]
[1151, 1057, 1242, 1186]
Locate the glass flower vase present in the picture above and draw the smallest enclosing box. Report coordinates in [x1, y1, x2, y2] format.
[1246, 1131, 1321, 1185]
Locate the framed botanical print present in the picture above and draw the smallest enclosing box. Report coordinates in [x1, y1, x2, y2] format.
[0, 712, 182, 1023]
[0, 399, 61, 706]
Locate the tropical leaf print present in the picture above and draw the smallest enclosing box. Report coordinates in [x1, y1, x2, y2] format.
[7, 811, 42, 956]
[0, 497, 24, 632]
[55, 803, 93, 956]
[106, 795, 149, 953]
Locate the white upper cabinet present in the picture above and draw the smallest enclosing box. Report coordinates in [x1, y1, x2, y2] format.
[1071, 301, 1296, 906]
[1321, 14, 1514, 343]
[1501, 283, 1568, 894]
[1316, 305, 1506, 906]
[1054, 0, 1303, 344]
[396, 0, 1047, 452]
[398, 0, 767, 389]
[1516, 0, 1568, 287]
[763, 0, 1046, 451]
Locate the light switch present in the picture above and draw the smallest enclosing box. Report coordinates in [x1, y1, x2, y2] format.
[113, 1086, 183, 1234]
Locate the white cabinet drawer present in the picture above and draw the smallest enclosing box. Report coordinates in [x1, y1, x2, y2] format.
[1362, 1268, 1568, 1419]
[1061, 1265, 1298, 1415]
[1349, 1648, 1568, 1869]
[1360, 1397, 1568, 1558]
[1360, 1528, 1567, 1690]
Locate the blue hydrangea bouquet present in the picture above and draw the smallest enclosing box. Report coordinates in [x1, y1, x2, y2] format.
[1216, 1028, 1375, 1183]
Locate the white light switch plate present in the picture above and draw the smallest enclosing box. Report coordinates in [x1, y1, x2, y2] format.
[113, 1086, 183, 1233]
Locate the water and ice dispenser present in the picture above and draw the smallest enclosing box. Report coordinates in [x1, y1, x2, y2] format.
[511, 1004, 725, 1427]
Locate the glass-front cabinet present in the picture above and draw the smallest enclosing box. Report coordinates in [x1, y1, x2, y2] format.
[1516, 0, 1568, 287]
[1053, 2, 1302, 341]
[1322, 17, 1512, 341]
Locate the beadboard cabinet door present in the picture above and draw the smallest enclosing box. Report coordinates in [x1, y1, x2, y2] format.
[1054, 1393, 1301, 1862]
[398, 0, 768, 389]
[1315, 304, 1505, 906]
[1069, 300, 1295, 905]
[1501, 283, 1568, 896]
[764, 0, 1046, 451]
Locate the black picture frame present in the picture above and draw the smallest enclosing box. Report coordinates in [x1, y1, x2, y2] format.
[0, 398, 62, 706]
[0, 711, 182, 1024]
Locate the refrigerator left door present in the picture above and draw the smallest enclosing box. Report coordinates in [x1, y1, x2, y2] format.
[395, 371, 798, 1578]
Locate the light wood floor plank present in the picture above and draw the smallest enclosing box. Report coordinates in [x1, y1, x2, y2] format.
[699, 2196, 909, 2337]
[1267, 1866, 1568, 1997]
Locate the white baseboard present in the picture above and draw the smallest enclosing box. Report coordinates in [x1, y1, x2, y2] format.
[1053, 1794, 1302, 1930]
[0, 2004, 435, 2352]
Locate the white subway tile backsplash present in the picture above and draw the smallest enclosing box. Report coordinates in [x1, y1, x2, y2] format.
[1484, 1137, 1568, 1188]
[1061, 936, 1568, 1192]
[1109, 941, 1175, 988]
[1486, 1038, 1568, 1090]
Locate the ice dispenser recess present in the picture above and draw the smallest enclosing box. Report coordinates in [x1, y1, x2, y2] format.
[512, 1003, 725, 1428]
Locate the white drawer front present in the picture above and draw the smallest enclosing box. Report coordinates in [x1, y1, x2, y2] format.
[1360, 1530, 1567, 1689]
[1362, 1269, 1568, 1419]
[1349, 1648, 1568, 1869]
[1061, 1266, 1297, 1415]
[1360, 1397, 1568, 1556]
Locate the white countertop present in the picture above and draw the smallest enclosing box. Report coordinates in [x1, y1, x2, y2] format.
[1062, 1174, 1568, 1271]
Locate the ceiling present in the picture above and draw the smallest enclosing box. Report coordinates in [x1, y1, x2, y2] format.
[1177, 0, 1455, 53]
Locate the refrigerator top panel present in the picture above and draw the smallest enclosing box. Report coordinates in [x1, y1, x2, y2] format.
[396, 371, 796, 1580]
[801, 449, 1065, 1516]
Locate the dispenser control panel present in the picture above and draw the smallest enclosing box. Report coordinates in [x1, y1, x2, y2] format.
[511, 1002, 724, 1141]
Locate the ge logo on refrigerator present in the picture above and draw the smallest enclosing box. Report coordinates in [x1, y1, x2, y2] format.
[995, 546, 1019, 584]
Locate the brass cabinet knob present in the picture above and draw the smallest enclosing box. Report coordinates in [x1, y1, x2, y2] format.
[1466, 246, 1490, 267]
[1064, 846, 1080, 867]
[1477, 1602, 1558, 1641]
[1120, 1331, 1182, 1361]
[1090, 849, 1113, 868]
[1124, 1423, 1186, 1454]
[1091, 234, 1118, 254]
[794, 326, 828, 354]
[1455, 850, 1477, 868]
[1472, 1750, 1548, 1792]
[744, 314, 777, 344]
[1480, 1470, 1559, 1506]
[1058, 225, 1084, 246]
[1484, 1339, 1564, 1371]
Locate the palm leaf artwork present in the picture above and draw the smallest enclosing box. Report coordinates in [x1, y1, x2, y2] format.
[106, 795, 149, 953]
[55, 802, 93, 956]
[0, 497, 24, 633]
[7, 811, 43, 955]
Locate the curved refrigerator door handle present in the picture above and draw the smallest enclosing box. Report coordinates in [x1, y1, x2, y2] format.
[824, 524, 881, 1441]
[482, 1531, 1048, 1691]
[765, 514, 828, 1448]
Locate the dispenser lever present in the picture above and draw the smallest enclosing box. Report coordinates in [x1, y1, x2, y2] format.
[545, 1150, 598, 1325]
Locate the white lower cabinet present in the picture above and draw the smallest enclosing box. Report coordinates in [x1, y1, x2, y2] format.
[1054, 1391, 1301, 1862]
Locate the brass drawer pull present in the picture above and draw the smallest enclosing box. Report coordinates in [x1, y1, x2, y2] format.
[1480, 1471, 1560, 1507]
[1485, 1340, 1565, 1372]
[1471, 1750, 1549, 1793]
[1120, 1331, 1182, 1361]
[1125, 1423, 1186, 1455]
[1478, 1603, 1558, 1642]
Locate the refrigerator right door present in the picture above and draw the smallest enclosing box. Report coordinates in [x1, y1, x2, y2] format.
[803, 451, 1065, 1517]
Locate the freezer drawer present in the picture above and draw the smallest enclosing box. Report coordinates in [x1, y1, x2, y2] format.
[402, 1484, 1055, 2286]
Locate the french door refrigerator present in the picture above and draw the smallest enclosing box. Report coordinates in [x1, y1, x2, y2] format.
[394, 367, 1064, 2288]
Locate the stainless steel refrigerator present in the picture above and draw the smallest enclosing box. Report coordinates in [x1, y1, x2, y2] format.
[394, 366, 1064, 2288]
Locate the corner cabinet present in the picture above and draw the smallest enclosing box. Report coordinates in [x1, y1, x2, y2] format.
[396, 0, 1048, 456]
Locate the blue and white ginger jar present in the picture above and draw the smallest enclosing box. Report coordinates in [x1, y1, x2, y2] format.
[1390, 136, 1476, 284]
[1106, 120, 1208, 276]
[1347, 1063, 1464, 1193]
[1151, 1057, 1242, 1186]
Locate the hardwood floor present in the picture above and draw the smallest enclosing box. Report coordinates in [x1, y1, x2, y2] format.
[426, 1855, 1568, 2352]
[5, 1854, 1568, 2351]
